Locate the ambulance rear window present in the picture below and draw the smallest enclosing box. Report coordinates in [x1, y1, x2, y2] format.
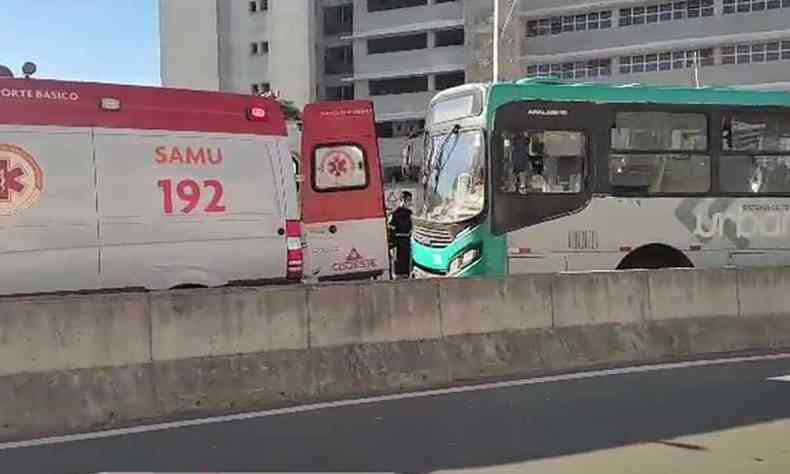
[313, 145, 368, 191]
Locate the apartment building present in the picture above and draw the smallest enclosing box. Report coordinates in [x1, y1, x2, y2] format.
[160, 0, 790, 174]
[518, 0, 790, 90]
[159, 0, 317, 107]
[160, 0, 466, 174]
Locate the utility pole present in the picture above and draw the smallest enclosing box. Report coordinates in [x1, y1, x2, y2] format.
[493, 0, 520, 83]
[692, 51, 702, 88]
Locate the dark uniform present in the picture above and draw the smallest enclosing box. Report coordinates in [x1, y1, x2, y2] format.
[389, 197, 413, 278]
[512, 133, 530, 174]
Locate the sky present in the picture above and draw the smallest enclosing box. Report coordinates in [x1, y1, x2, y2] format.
[0, 0, 160, 85]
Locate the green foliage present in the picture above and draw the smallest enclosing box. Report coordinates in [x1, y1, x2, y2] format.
[278, 99, 301, 121]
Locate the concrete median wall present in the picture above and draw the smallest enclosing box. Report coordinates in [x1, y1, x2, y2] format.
[2, 267, 790, 440]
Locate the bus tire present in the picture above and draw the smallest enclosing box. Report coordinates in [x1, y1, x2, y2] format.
[170, 284, 208, 291]
[616, 244, 693, 270]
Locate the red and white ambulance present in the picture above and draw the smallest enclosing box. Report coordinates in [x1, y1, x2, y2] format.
[0, 78, 302, 295]
[299, 101, 390, 282]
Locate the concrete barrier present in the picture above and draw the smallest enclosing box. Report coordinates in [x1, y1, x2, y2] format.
[552, 271, 649, 327]
[2, 267, 790, 441]
[0, 292, 149, 376]
[440, 274, 553, 335]
[737, 267, 790, 319]
[151, 286, 308, 361]
[648, 268, 739, 321]
[356, 280, 443, 343]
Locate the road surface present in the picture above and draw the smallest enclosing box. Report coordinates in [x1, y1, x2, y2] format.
[2, 353, 790, 474]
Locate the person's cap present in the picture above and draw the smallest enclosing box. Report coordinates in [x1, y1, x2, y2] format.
[401, 191, 413, 200]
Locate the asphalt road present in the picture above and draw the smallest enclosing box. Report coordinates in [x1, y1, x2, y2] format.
[3, 354, 790, 474]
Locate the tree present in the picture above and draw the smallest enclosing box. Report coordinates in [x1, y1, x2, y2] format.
[260, 90, 302, 121]
[278, 99, 302, 122]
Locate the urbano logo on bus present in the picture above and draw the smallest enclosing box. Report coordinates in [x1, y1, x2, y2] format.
[692, 209, 790, 239]
[0, 144, 45, 216]
[677, 198, 790, 249]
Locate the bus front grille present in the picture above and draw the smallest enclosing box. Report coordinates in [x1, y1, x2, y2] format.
[413, 225, 454, 248]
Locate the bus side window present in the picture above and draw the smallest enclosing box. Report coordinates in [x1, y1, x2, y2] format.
[720, 112, 790, 194]
[610, 111, 710, 194]
[500, 130, 585, 194]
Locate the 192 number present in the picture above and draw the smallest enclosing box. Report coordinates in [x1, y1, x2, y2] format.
[158, 179, 227, 214]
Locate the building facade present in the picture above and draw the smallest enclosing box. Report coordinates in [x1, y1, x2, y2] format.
[160, 0, 790, 175]
[515, 0, 790, 91]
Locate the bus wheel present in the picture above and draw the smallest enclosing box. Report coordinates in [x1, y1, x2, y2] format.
[170, 284, 208, 291]
[616, 244, 693, 270]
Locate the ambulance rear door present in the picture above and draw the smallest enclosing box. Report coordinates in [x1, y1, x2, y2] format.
[300, 101, 390, 282]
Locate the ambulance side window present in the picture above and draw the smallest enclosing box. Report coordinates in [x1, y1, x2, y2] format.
[313, 144, 368, 191]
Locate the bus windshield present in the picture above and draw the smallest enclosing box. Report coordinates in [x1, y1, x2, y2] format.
[418, 129, 485, 224]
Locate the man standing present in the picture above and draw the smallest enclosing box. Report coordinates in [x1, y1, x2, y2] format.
[389, 191, 413, 279]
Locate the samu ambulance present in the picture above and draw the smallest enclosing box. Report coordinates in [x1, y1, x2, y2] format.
[0, 77, 302, 295]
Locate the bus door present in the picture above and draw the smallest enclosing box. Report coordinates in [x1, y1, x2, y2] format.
[300, 101, 390, 282]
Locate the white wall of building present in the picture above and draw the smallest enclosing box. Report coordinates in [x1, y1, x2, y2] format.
[160, 0, 315, 107]
[268, 0, 316, 108]
[159, 0, 220, 90]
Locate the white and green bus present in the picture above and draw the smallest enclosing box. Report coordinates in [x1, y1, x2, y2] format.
[408, 78, 790, 278]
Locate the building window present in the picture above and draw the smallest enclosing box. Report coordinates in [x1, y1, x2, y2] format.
[325, 45, 354, 75]
[620, 48, 713, 74]
[251, 41, 269, 56]
[324, 4, 353, 36]
[367, 0, 427, 13]
[368, 33, 427, 54]
[435, 71, 465, 90]
[527, 59, 611, 78]
[369, 76, 429, 96]
[251, 82, 271, 95]
[376, 119, 425, 138]
[527, 11, 611, 37]
[724, 0, 788, 13]
[435, 28, 464, 47]
[250, 0, 268, 13]
[326, 85, 355, 101]
[722, 40, 790, 64]
[620, 1, 712, 26]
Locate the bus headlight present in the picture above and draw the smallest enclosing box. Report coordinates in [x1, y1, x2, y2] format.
[449, 248, 481, 275]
